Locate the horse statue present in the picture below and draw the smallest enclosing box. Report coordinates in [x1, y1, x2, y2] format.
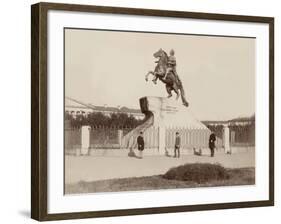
[145, 48, 189, 107]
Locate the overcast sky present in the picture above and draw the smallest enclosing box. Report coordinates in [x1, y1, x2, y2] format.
[65, 29, 255, 121]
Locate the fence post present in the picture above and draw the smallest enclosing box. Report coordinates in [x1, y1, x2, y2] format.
[223, 125, 231, 154]
[118, 129, 123, 148]
[81, 126, 90, 155]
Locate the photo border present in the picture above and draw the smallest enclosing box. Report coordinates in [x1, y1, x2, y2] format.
[31, 2, 274, 221]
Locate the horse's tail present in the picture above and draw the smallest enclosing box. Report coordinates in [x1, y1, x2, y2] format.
[178, 80, 189, 107]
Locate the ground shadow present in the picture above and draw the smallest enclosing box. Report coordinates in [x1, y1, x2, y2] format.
[128, 150, 143, 159]
[165, 150, 173, 157]
[165, 153, 173, 157]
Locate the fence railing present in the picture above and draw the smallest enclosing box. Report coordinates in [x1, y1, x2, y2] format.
[89, 128, 120, 149]
[207, 124, 255, 147]
[165, 128, 223, 149]
[141, 126, 159, 149]
[65, 124, 254, 153]
[65, 128, 81, 154]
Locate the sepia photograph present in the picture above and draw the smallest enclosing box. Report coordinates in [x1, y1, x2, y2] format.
[30, 2, 274, 220]
[64, 28, 256, 194]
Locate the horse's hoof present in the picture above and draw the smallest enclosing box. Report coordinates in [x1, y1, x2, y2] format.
[167, 94, 172, 98]
[153, 81, 157, 84]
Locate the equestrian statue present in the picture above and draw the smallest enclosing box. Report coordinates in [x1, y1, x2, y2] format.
[145, 48, 189, 107]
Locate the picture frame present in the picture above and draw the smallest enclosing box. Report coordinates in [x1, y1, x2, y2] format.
[31, 2, 274, 221]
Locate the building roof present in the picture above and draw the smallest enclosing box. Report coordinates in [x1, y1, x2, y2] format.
[203, 115, 255, 124]
[65, 97, 142, 114]
[228, 115, 255, 122]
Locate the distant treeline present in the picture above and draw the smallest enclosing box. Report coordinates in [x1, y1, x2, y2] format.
[65, 112, 145, 129]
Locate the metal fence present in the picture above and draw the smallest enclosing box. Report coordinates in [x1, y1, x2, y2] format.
[123, 126, 223, 150]
[65, 128, 81, 154]
[89, 127, 122, 149]
[65, 127, 137, 151]
[141, 126, 159, 149]
[207, 124, 255, 147]
[229, 124, 255, 147]
[65, 125, 227, 152]
[165, 128, 223, 149]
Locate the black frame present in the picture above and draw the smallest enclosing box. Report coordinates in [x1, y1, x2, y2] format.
[31, 2, 274, 221]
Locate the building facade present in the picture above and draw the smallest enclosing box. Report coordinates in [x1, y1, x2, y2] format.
[65, 97, 144, 120]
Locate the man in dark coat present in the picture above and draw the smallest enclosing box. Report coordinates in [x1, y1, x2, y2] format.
[137, 132, 145, 158]
[174, 132, 181, 158]
[209, 132, 216, 157]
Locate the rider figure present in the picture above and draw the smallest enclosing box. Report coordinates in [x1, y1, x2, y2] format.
[164, 49, 180, 85]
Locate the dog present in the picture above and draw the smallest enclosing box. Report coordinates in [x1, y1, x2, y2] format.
[193, 147, 202, 156]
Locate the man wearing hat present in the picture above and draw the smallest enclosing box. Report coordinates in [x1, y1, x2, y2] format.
[174, 132, 181, 158]
[209, 132, 216, 157]
[137, 131, 145, 158]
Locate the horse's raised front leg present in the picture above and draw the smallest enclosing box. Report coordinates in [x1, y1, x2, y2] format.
[145, 71, 157, 84]
[152, 72, 159, 84]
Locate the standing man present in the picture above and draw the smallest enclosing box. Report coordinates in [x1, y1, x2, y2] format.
[209, 132, 216, 157]
[174, 132, 181, 158]
[137, 132, 145, 158]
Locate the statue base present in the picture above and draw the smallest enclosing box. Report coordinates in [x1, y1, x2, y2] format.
[139, 96, 209, 154]
[122, 96, 213, 155]
[140, 96, 207, 129]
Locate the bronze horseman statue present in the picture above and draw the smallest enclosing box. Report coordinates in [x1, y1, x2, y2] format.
[145, 48, 189, 107]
